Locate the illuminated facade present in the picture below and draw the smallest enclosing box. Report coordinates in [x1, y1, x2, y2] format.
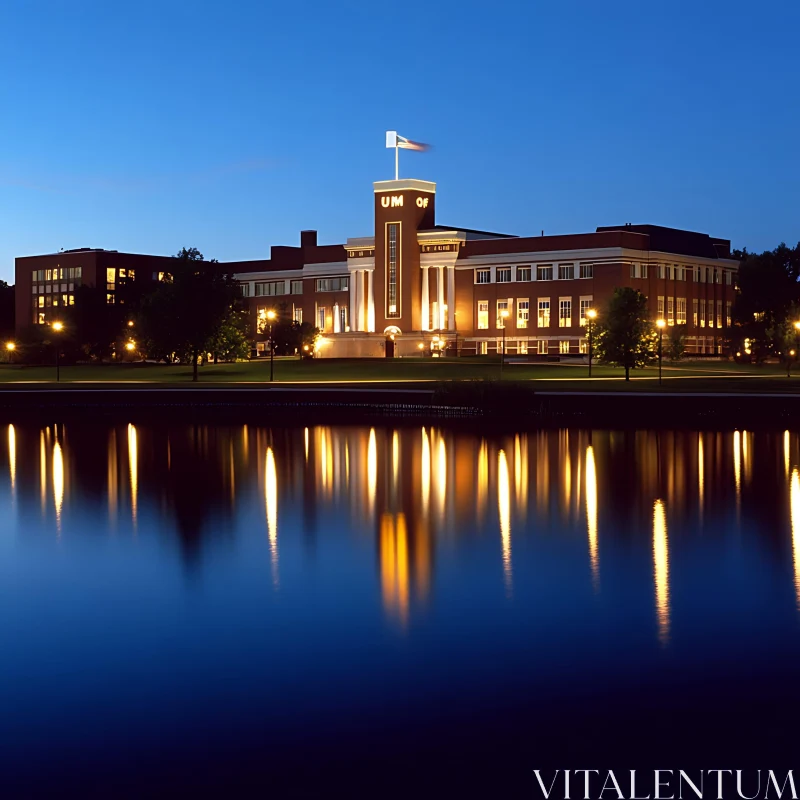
[15, 180, 739, 356]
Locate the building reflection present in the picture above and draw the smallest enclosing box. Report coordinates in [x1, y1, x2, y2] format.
[653, 498, 670, 645]
[498, 449, 512, 597]
[791, 469, 800, 613]
[585, 445, 599, 591]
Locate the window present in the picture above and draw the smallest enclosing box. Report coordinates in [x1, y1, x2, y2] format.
[726, 301, 732, 326]
[31, 285, 36, 294]
[496, 300, 510, 328]
[579, 264, 593, 279]
[630, 264, 637, 279]
[497, 339, 505, 355]
[579, 339, 588, 354]
[517, 300, 529, 328]
[52, 295, 59, 307]
[68, 294, 74, 306]
[708, 300, 714, 328]
[657, 296, 664, 318]
[715, 270, 722, 285]
[538, 299, 550, 328]
[559, 340, 570, 354]
[339, 305, 348, 332]
[294, 306, 303, 324]
[641, 264, 648, 279]
[517, 266, 531, 282]
[38, 312, 45, 324]
[106, 293, 115, 304]
[537, 340, 548, 355]
[694, 267, 701, 282]
[677, 297, 686, 324]
[518, 341, 528, 354]
[256, 280, 287, 296]
[479, 341, 488, 355]
[317, 307, 326, 330]
[387, 223, 399, 317]
[107, 268, 116, 285]
[475, 269, 491, 284]
[119, 268, 127, 278]
[558, 264, 574, 280]
[37, 296, 44, 308]
[676, 267, 685, 281]
[558, 298, 571, 327]
[496, 267, 511, 283]
[46, 269, 53, 281]
[666, 266, 673, 281]
[667, 297, 674, 325]
[316, 277, 348, 292]
[240, 283, 251, 297]
[700, 302, 706, 327]
[693, 299, 698, 327]
[579, 298, 593, 326]
[537, 266, 553, 281]
[477, 301, 489, 330]
[291, 280, 303, 294]
[45, 295, 51, 307]
[717, 300, 722, 328]
[726, 271, 732, 286]
[45, 285, 52, 294]
[658, 265, 665, 280]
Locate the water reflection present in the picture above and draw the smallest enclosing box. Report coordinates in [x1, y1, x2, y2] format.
[4, 424, 800, 640]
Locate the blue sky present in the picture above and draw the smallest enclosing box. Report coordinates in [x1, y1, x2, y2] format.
[0, 0, 797, 283]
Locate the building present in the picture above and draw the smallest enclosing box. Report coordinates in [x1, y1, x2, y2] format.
[15, 177, 739, 356]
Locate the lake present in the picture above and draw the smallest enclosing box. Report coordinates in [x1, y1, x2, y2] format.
[1, 420, 799, 797]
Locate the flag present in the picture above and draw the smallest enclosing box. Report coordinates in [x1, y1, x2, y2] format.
[386, 131, 430, 151]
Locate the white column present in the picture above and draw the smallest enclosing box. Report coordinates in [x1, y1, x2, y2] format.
[421, 266, 430, 331]
[349, 272, 357, 332]
[437, 266, 445, 329]
[447, 266, 455, 330]
[333, 302, 340, 333]
[367, 269, 375, 332]
[356, 270, 364, 331]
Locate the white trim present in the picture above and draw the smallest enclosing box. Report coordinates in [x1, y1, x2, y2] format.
[373, 179, 436, 193]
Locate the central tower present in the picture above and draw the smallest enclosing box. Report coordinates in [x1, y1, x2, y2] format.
[372, 179, 436, 333]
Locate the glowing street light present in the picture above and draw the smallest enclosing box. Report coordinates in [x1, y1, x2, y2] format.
[656, 319, 666, 386]
[266, 309, 277, 382]
[586, 308, 597, 378]
[5, 341, 15, 365]
[52, 321, 64, 382]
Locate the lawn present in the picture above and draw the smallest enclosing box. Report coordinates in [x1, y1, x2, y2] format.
[0, 356, 798, 393]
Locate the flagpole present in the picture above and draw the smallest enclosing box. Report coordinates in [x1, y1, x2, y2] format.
[395, 144, 399, 180]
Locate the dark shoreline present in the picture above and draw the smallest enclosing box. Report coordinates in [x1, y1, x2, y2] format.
[0, 384, 798, 430]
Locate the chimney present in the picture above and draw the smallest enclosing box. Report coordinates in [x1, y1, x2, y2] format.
[300, 230, 317, 249]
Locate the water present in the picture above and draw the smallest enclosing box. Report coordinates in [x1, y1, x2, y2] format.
[1, 421, 799, 797]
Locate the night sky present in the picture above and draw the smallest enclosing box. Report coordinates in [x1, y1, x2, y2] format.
[0, 0, 797, 283]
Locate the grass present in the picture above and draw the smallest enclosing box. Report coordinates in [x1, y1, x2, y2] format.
[0, 357, 797, 393]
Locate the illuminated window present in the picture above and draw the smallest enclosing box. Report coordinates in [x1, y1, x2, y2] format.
[294, 306, 303, 324]
[107, 268, 116, 284]
[579, 297, 593, 326]
[37, 296, 44, 308]
[579, 264, 593, 279]
[700, 302, 706, 327]
[315, 277, 349, 292]
[559, 340, 570, 354]
[479, 341, 488, 355]
[519, 340, 528, 354]
[538, 299, 550, 328]
[475, 269, 490, 284]
[477, 301, 489, 330]
[579, 339, 588, 354]
[667, 297, 674, 325]
[119, 269, 127, 278]
[677, 297, 686, 324]
[717, 300, 722, 328]
[708, 300, 714, 327]
[68, 294, 74, 306]
[107, 293, 115, 304]
[291, 280, 303, 294]
[256, 281, 287, 296]
[726, 301, 732, 327]
[496, 299, 510, 328]
[128, 269, 135, 280]
[38, 312, 45, 324]
[558, 298, 571, 327]
[517, 300, 529, 328]
[693, 299, 698, 327]
[657, 296, 664, 318]
[537, 340, 548, 355]
[537, 266, 553, 281]
[496, 267, 512, 283]
[46, 269, 53, 281]
[558, 264, 574, 280]
[317, 306, 326, 330]
[52, 296, 59, 307]
[386, 223, 399, 318]
[516, 266, 531, 282]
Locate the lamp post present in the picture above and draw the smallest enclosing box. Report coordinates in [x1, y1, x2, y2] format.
[266, 310, 276, 382]
[52, 321, 64, 382]
[586, 308, 597, 378]
[656, 319, 666, 386]
[125, 341, 135, 362]
[500, 309, 509, 376]
[5, 341, 15, 365]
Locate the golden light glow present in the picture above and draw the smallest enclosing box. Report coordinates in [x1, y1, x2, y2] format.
[5, 342, 15, 351]
[128, 423, 138, 525]
[266, 310, 276, 321]
[108, 429, 118, 519]
[785, 430, 791, 477]
[421, 428, 430, 514]
[436, 433, 447, 520]
[656, 319, 666, 329]
[40, 430, 46, 513]
[653, 499, 670, 645]
[733, 430, 741, 502]
[127, 320, 134, 327]
[501, 310, 509, 319]
[514, 434, 528, 509]
[795, 321, 800, 331]
[304, 427, 309, 462]
[53, 440, 64, 531]
[586, 309, 597, 320]
[367, 428, 377, 513]
[125, 341, 135, 351]
[392, 430, 399, 489]
[8, 424, 15, 494]
[266, 446, 279, 588]
[586, 445, 599, 590]
[791, 469, 800, 612]
[477, 439, 488, 519]
[498, 449, 512, 596]
[52, 321, 63, 332]
[380, 512, 410, 626]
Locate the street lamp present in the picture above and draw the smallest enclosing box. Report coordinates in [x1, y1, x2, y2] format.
[656, 319, 666, 386]
[5, 341, 15, 365]
[52, 321, 64, 382]
[266, 310, 277, 382]
[500, 309, 510, 376]
[125, 341, 136, 362]
[586, 308, 597, 378]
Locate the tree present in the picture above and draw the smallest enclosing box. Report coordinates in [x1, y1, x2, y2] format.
[62, 285, 127, 362]
[667, 323, 687, 362]
[594, 287, 657, 381]
[136, 247, 240, 381]
[0, 280, 14, 341]
[209, 304, 250, 362]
